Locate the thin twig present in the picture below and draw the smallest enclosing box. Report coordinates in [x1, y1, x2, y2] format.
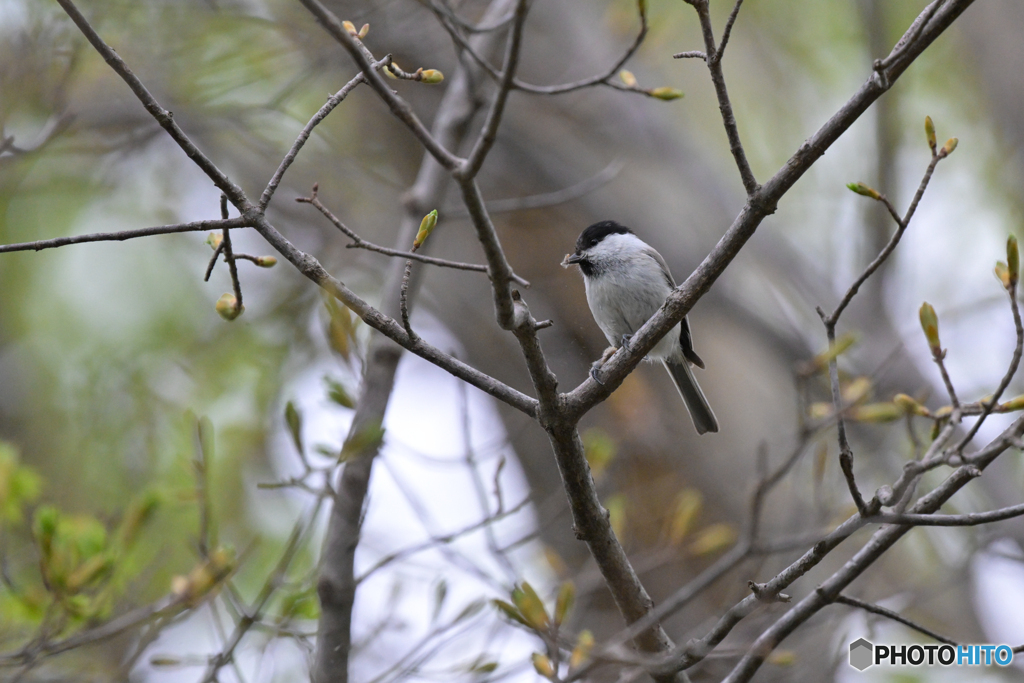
[219, 195, 243, 312]
[259, 66, 379, 211]
[445, 159, 624, 217]
[427, 0, 650, 96]
[833, 594, 956, 644]
[296, 0, 463, 171]
[958, 279, 1023, 453]
[400, 258, 416, 339]
[203, 242, 224, 282]
[687, 0, 758, 195]
[868, 501, 1024, 527]
[717, 0, 746, 58]
[0, 217, 249, 254]
[297, 187, 530, 287]
[818, 314, 875, 515]
[54, 0, 249, 208]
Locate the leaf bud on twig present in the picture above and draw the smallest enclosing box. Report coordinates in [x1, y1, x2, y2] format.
[215, 293, 244, 321]
[413, 209, 438, 249]
[924, 115, 936, 153]
[649, 86, 684, 101]
[846, 182, 880, 200]
[419, 69, 444, 84]
[940, 137, 958, 156]
[619, 69, 637, 87]
[919, 302, 941, 355]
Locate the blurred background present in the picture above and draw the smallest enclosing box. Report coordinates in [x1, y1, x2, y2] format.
[2, 0, 1024, 681]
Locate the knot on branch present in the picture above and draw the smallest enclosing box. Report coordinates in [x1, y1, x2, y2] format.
[748, 580, 790, 603]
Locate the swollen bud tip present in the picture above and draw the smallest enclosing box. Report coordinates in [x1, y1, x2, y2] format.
[619, 69, 638, 87]
[255, 256, 277, 268]
[846, 182, 881, 200]
[419, 69, 444, 84]
[215, 293, 244, 321]
[413, 210, 438, 249]
[918, 302, 940, 354]
[941, 137, 958, 156]
[649, 86, 684, 101]
[924, 115, 936, 152]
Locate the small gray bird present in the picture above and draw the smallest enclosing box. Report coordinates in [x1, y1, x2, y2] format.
[562, 220, 719, 434]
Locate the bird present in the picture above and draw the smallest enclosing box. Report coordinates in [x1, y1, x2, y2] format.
[561, 220, 719, 434]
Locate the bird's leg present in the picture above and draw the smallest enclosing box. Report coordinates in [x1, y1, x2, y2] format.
[589, 346, 618, 385]
[620, 333, 633, 351]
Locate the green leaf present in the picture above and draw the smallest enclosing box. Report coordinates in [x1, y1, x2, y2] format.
[285, 401, 303, 455]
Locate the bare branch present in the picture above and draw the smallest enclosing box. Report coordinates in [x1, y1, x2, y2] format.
[0, 217, 249, 254]
[54, 0, 250, 209]
[296, 0, 463, 171]
[685, 0, 758, 195]
[717, 0, 746, 59]
[564, 0, 977, 420]
[446, 159, 624, 216]
[259, 69, 374, 211]
[958, 277, 1024, 452]
[218, 195, 244, 313]
[721, 415, 1022, 682]
[427, 0, 650, 95]
[833, 594, 956, 645]
[460, 0, 529, 178]
[868, 501, 1024, 527]
[296, 187, 529, 286]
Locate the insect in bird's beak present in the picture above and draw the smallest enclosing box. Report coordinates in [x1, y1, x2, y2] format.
[561, 252, 583, 268]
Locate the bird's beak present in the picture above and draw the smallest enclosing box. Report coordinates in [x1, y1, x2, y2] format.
[561, 252, 583, 268]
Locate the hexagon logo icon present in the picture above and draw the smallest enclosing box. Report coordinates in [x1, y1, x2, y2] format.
[849, 638, 874, 671]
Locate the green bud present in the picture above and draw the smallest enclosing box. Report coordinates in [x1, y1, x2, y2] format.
[358, 23, 369, 39]
[941, 137, 958, 156]
[919, 302, 940, 354]
[255, 256, 277, 268]
[570, 629, 594, 670]
[511, 581, 549, 630]
[999, 395, 1024, 412]
[846, 182, 881, 200]
[532, 653, 555, 679]
[619, 69, 638, 87]
[893, 393, 930, 417]
[996, 261, 1011, 289]
[492, 599, 528, 626]
[413, 209, 438, 249]
[419, 69, 444, 84]
[215, 293, 244, 321]
[342, 20, 357, 35]
[924, 115, 936, 152]
[649, 86, 684, 101]
[848, 402, 904, 423]
[554, 581, 575, 627]
[206, 232, 223, 250]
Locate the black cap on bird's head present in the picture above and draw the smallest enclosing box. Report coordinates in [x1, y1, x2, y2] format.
[561, 220, 633, 268]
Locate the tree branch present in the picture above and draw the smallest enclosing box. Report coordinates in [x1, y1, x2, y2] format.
[296, 0, 464, 171]
[0, 217, 249, 254]
[296, 186, 530, 286]
[833, 594, 956, 645]
[563, 0, 978, 421]
[54, 0, 250, 210]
